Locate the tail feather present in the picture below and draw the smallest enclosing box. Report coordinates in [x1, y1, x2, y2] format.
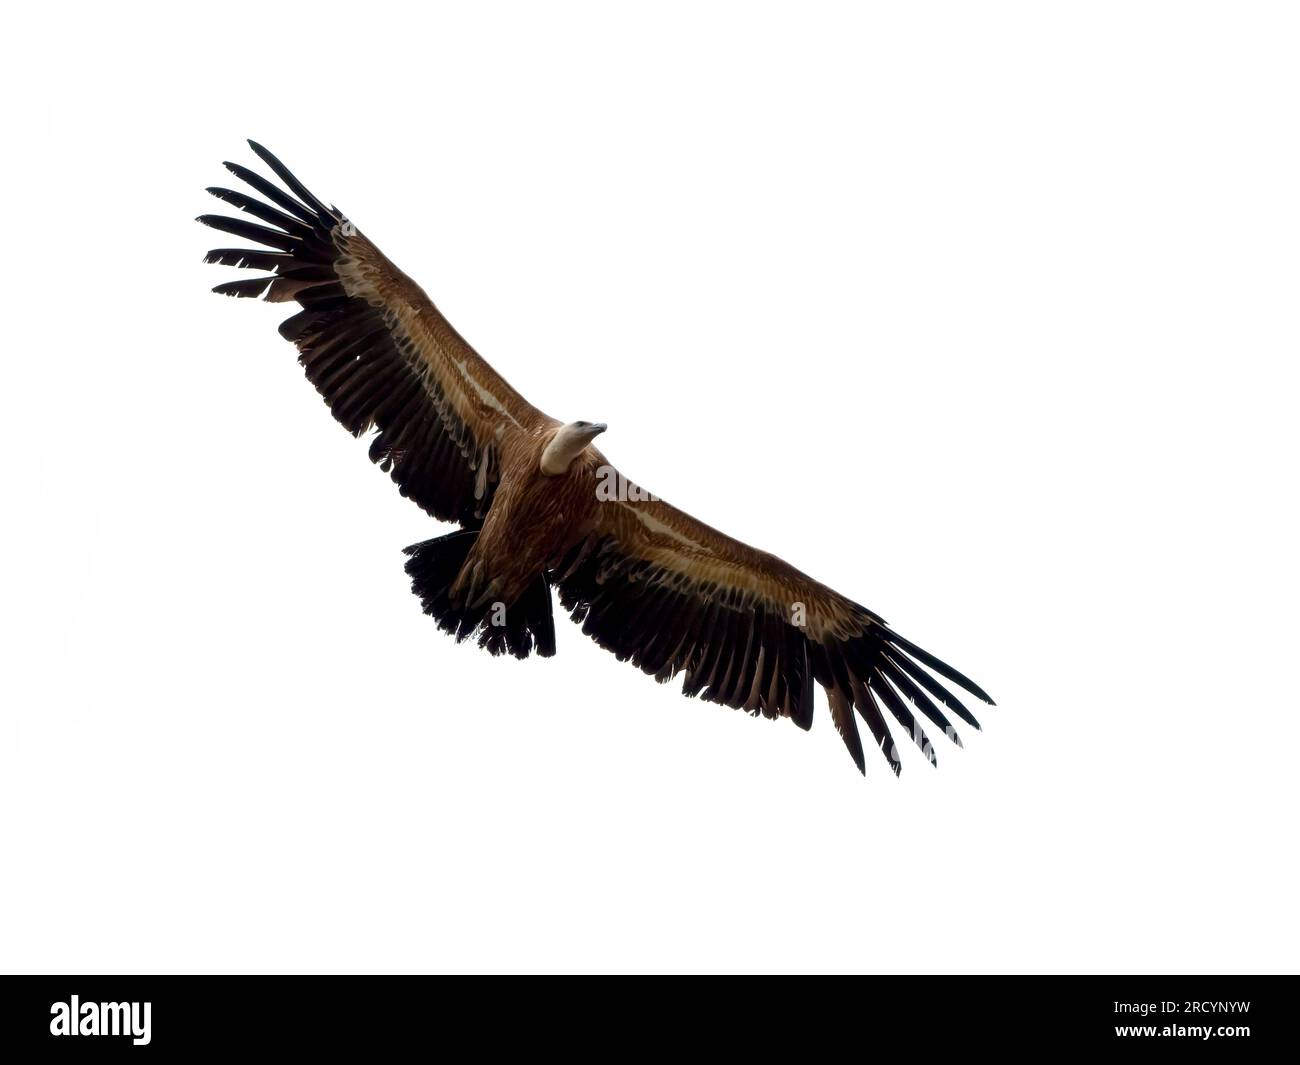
[403, 531, 556, 660]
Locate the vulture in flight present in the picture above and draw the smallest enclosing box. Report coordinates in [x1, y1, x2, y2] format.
[199, 142, 993, 776]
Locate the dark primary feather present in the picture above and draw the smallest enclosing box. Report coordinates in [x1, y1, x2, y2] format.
[884, 643, 983, 730]
[877, 656, 962, 746]
[247, 139, 333, 219]
[195, 213, 300, 251]
[223, 161, 322, 225]
[870, 671, 938, 766]
[212, 276, 274, 299]
[888, 629, 996, 706]
[205, 186, 316, 236]
[203, 248, 290, 271]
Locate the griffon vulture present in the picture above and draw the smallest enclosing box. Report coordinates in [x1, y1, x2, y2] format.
[199, 142, 993, 776]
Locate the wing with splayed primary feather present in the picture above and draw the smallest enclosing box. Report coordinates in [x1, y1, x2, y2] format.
[199, 141, 547, 526]
[554, 484, 994, 775]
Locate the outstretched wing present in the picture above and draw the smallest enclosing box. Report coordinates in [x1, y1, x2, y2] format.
[199, 140, 548, 525]
[554, 481, 994, 775]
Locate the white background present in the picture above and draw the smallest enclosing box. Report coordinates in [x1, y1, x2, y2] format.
[2, 2, 1297, 974]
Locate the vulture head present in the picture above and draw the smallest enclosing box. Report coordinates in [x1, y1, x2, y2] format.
[540, 421, 607, 475]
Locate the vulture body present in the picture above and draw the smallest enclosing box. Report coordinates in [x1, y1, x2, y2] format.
[200, 142, 994, 776]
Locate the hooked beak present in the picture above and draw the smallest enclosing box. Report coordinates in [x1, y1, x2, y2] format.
[584, 422, 608, 439]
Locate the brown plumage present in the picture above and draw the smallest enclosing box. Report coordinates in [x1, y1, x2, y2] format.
[200, 141, 994, 776]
